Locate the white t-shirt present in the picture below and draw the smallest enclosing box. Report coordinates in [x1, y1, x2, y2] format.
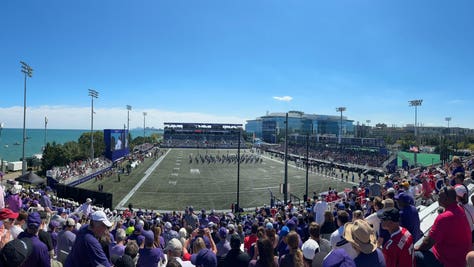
[365, 212, 381, 237]
[314, 201, 328, 225]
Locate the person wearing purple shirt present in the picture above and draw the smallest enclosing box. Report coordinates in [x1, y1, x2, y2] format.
[137, 230, 165, 267]
[395, 192, 422, 243]
[40, 187, 53, 213]
[5, 192, 22, 213]
[18, 212, 51, 267]
[65, 211, 113, 267]
[110, 228, 127, 258]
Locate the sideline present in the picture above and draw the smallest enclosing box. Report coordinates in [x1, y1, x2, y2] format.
[115, 149, 171, 209]
[260, 153, 359, 186]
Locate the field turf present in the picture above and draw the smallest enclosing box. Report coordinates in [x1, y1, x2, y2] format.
[78, 148, 356, 211]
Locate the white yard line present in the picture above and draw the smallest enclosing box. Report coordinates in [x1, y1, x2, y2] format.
[115, 149, 171, 209]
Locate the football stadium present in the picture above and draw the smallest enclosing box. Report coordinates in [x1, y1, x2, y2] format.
[76, 122, 357, 211]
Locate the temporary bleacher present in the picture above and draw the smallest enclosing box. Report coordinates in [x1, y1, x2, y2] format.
[415, 183, 474, 247]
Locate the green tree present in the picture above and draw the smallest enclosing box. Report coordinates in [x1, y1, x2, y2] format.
[77, 131, 105, 158]
[41, 142, 69, 174]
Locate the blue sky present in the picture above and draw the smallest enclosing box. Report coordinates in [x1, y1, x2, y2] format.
[1, 0, 473, 130]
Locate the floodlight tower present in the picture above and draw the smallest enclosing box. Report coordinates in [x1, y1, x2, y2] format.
[20, 61, 33, 175]
[445, 117, 451, 134]
[409, 99, 423, 166]
[143, 112, 147, 143]
[127, 105, 132, 145]
[88, 89, 99, 160]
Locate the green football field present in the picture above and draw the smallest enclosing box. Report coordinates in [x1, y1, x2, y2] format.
[78, 148, 357, 211]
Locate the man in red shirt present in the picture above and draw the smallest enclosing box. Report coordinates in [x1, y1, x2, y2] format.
[380, 208, 415, 267]
[244, 223, 258, 253]
[415, 186, 471, 267]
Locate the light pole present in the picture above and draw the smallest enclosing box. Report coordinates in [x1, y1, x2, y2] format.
[143, 112, 147, 143]
[409, 99, 423, 166]
[336, 107, 346, 152]
[305, 123, 313, 201]
[20, 61, 33, 175]
[445, 117, 451, 134]
[88, 89, 99, 160]
[43, 116, 48, 151]
[236, 128, 241, 213]
[127, 105, 132, 147]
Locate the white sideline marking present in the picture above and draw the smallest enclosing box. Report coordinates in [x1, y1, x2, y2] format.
[115, 149, 171, 209]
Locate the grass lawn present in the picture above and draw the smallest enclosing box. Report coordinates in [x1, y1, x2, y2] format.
[78, 148, 356, 211]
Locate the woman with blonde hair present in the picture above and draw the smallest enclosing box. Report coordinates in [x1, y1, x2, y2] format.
[279, 231, 304, 267]
[152, 225, 165, 249]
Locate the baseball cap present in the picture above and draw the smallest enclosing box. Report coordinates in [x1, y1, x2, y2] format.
[336, 203, 345, 210]
[279, 226, 290, 238]
[302, 239, 319, 260]
[164, 238, 183, 252]
[164, 221, 172, 230]
[27, 212, 42, 229]
[394, 192, 411, 204]
[91, 210, 112, 227]
[142, 230, 154, 245]
[455, 184, 468, 198]
[265, 222, 274, 230]
[227, 224, 235, 231]
[0, 238, 33, 267]
[0, 208, 19, 220]
[218, 227, 228, 238]
[378, 208, 400, 222]
[65, 218, 76, 227]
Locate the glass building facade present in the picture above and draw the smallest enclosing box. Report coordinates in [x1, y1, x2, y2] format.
[246, 111, 354, 143]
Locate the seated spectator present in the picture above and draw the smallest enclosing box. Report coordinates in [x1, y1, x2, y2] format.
[164, 238, 194, 267]
[415, 186, 471, 267]
[190, 237, 217, 267]
[380, 208, 415, 267]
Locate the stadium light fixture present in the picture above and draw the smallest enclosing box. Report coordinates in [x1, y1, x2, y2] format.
[409, 99, 422, 166]
[20, 61, 33, 175]
[89, 89, 99, 160]
[127, 105, 132, 146]
[143, 112, 147, 142]
[445, 117, 451, 130]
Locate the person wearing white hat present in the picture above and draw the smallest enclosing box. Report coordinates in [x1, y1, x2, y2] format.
[65, 210, 112, 267]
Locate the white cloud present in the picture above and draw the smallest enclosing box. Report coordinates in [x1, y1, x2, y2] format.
[273, 96, 293, 102]
[0, 106, 248, 129]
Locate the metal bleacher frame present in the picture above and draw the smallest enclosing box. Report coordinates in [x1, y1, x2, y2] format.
[414, 183, 474, 247]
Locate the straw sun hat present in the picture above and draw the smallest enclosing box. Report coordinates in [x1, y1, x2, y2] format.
[343, 219, 377, 254]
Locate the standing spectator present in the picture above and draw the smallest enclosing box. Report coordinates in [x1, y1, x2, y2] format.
[110, 228, 127, 258]
[244, 223, 259, 253]
[18, 212, 51, 267]
[280, 231, 304, 267]
[10, 210, 27, 239]
[380, 208, 415, 267]
[221, 233, 251, 267]
[40, 186, 53, 213]
[320, 211, 337, 241]
[0, 208, 19, 249]
[164, 238, 194, 267]
[190, 237, 217, 267]
[183, 207, 199, 229]
[395, 192, 422, 243]
[5, 184, 22, 213]
[330, 211, 349, 249]
[74, 198, 93, 218]
[249, 238, 278, 267]
[313, 195, 328, 226]
[56, 218, 76, 265]
[215, 227, 231, 259]
[137, 230, 166, 267]
[65, 210, 112, 267]
[343, 219, 386, 267]
[163, 222, 179, 247]
[0, 184, 4, 209]
[415, 186, 471, 267]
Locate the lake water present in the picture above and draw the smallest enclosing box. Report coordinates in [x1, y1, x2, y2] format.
[0, 128, 156, 162]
